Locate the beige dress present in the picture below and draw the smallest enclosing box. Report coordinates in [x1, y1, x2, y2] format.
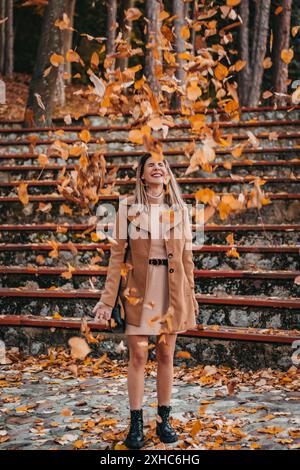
[125, 192, 185, 336]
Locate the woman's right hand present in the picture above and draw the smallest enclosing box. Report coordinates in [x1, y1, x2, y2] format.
[92, 300, 113, 323]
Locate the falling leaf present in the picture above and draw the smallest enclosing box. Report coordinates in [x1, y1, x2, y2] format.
[125, 7, 142, 22]
[18, 183, 29, 206]
[79, 129, 91, 143]
[263, 57, 272, 69]
[66, 49, 81, 63]
[226, 0, 241, 5]
[68, 337, 91, 360]
[176, 351, 192, 359]
[50, 53, 64, 67]
[281, 48, 294, 64]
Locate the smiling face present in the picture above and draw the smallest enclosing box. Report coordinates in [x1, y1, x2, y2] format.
[142, 156, 168, 186]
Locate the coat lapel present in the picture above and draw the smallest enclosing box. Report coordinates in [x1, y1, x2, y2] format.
[127, 203, 185, 237]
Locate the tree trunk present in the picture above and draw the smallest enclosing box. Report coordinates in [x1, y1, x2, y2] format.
[173, 0, 186, 84]
[247, 0, 271, 106]
[106, 0, 117, 72]
[271, 0, 293, 106]
[116, 0, 133, 71]
[55, 0, 76, 107]
[24, 0, 65, 128]
[145, 0, 162, 94]
[191, 0, 198, 56]
[4, 0, 13, 78]
[0, 0, 6, 74]
[64, 0, 76, 83]
[237, 0, 251, 106]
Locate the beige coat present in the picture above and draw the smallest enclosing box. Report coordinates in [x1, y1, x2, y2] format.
[100, 195, 197, 332]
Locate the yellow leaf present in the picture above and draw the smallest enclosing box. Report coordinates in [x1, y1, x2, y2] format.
[66, 49, 80, 63]
[91, 52, 99, 68]
[263, 57, 272, 69]
[215, 62, 229, 81]
[68, 337, 91, 360]
[257, 426, 285, 435]
[124, 7, 142, 22]
[226, 247, 240, 258]
[195, 188, 215, 204]
[190, 420, 202, 438]
[226, 0, 241, 5]
[180, 25, 190, 40]
[263, 90, 273, 99]
[188, 114, 206, 131]
[231, 144, 245, 158]
[234, 60, 246, 72]
[73, 440, 85, 449]
[250, 442, 262, 449]
[128, 129, 144, 144]
[36, 255, 45, 265]
[53, 312, 63, 320]
[281, 48, 294, 64]
[18, 183, 29, 205]
[115, 443, 129, 450]
[79, 129, 91, 143]
[50, 53, 64, 67]
[176, 351, 192, 359]
[61, 204, 73, 215]
[38, 154, 49, 166]
[187, 82, 202, 101]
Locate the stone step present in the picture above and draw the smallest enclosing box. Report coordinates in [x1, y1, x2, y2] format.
[0, 131, 300, 155]
[0, 223, 298, 245]
[0, 243, 299, 271]
[0, 159, 300, 181]
[0, 194, 298, 225]
[0, 118, 299, 142]
[0, 314, 299, 369]
[0, 266, 298, 297]
[1, 176, 299, 197]
[0, 103, 299, 129]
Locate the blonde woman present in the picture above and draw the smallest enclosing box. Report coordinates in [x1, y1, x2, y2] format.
[93, 153, 199, 449]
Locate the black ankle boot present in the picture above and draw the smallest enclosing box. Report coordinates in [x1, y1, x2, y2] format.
[156, 405, 178, 443]
[124, 409, 144, 449]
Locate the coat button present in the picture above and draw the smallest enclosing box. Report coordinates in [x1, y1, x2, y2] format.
[169, 268, 174, 273]
[168, 253, 173, 259]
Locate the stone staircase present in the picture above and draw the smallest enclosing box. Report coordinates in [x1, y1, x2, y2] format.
[0, 104, 299, 370]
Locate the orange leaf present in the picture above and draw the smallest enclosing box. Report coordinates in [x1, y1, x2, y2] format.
[66, 49, 81, 63]
[215, 62, 229, 81]
[124, 7, 142, 22]
[176, 351, 192, 359]
[226, 0, 241, 5]
[50, 53, 64, 67]
[18, 183, 29, 205]
[79, 129, 91, 143]
[68, 337, 91, 360]
[281, 48, 294, 64]
[263, 57, 272, 69]
[180, 25, 190, 40]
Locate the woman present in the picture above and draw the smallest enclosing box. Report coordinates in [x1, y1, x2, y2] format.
[93, 153, 199, 449]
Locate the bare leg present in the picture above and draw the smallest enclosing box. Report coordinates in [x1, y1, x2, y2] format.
[155, 334, 177, 406]
[127, 335, 149, 409]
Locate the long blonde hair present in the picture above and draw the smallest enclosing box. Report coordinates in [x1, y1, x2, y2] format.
[132, 153, 186, 211]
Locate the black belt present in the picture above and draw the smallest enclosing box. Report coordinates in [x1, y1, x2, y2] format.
[149, 258, 168, 266]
